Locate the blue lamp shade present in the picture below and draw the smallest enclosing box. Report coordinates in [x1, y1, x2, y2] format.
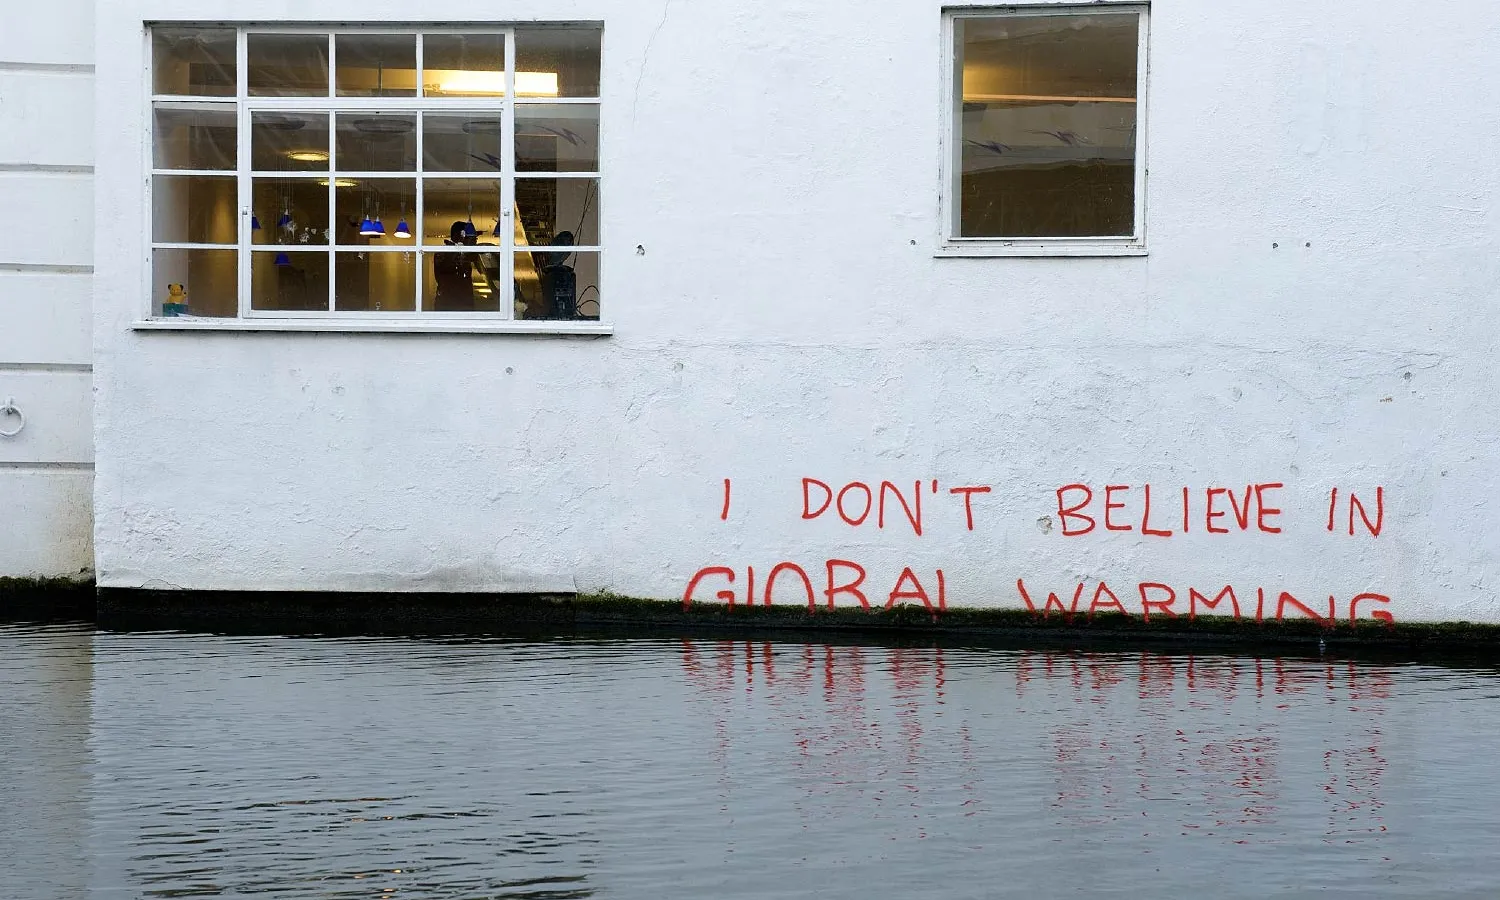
[251, 215, 262, 231]
[359, 217, 380, 237]
[273, 252, 292, 267]
[277, 212, 294, 229]
[492, 218, 504, 237]
[461, 220, 478, 240]
[371, 219, 386, 236]
[394, 220, 412, 239]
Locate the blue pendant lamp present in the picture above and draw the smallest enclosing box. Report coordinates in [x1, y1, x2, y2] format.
[394, 219, 412, 239]
[359, 216, 380, 237]
[273, 252, 291, 267]
[252, 215, 262, 232]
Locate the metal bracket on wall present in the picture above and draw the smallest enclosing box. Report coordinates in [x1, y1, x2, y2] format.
[0, 398, 25, 437]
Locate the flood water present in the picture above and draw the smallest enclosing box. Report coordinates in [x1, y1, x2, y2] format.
[5, 624, 1500, 898]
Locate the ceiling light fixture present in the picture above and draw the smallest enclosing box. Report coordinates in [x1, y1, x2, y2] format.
[433, 71, 559, 96]
[287, 150, 331, 162]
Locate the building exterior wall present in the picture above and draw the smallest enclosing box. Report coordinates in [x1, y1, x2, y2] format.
[94, 1, 1500, 622]
[1, 4, 95, 579]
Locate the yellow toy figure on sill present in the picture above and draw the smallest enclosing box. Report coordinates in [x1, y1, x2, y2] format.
[164, 283, 188, 317]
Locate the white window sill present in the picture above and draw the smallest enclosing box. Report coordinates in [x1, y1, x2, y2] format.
[132, 318, 614, 336]
[936, 240, 1147, 258]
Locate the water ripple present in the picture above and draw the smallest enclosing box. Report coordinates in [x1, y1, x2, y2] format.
[6, 626, 1500, 897]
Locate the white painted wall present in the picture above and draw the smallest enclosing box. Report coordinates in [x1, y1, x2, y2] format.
[0, 2, 95, 579]
[93, 1, 1500, 623]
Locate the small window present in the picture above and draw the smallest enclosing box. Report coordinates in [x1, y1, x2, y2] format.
[148, 26, 604, 325]
[943, 6, 1147, 255]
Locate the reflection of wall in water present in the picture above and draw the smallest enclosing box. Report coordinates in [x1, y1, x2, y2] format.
[0, 630, 93, 899]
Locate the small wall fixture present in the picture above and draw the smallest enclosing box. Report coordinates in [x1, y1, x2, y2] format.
[0, 397, 23, 438]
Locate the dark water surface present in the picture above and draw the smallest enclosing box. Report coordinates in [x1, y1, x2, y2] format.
[5, 624, 1500, 898]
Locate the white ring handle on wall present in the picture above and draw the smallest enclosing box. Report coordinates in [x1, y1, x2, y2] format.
[0, 398, 24, 438]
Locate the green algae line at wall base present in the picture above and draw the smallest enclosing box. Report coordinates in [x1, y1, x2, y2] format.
[81, 586, 1500, 654]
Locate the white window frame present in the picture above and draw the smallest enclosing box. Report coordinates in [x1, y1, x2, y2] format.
[938, 3, 1149, 258]
[140, 23, 610, 335]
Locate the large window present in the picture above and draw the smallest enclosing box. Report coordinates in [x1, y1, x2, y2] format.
[943, 6, 1147, 255]
[149, 25, 603, 323]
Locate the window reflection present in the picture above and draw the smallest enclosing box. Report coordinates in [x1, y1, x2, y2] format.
[252, 250, 330, 311]
[153, 249, 237, 317]
[423, 114, 502, 173]
[516, 28, 601, 98]
[153, 105, 236, 170]
[251, 112, 331, 172]
[956, 13, 1139, 238]
[517, 106, 599, 173]
[336, 34, 417, 97]
[515, 250, 598, 320]
[152, 176, 237, 244]
[423, 34, 506, 97]
[248, 33, 331, 97]
[152, 28, 236, 97]
[423, 252, 502, 312]
[335, 113, 418, 172]
[336, 252, 417, 311]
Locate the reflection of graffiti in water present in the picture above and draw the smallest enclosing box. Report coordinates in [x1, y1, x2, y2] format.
[678, 641, 971, 837]
[1022, 651, 1388, 845]
[680, 643, 1389, 849]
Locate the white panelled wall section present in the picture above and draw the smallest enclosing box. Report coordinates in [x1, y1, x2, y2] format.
[0, 2, 95, 579]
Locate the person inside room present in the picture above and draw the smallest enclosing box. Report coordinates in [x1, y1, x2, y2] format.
[433, 220, 480, 311]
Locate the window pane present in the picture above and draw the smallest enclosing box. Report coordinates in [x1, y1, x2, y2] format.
[153, 104, 236, 170]
[422, 114, 502, 173]
[335, 179, 417, 245]
[336, 252, 417, 312]
[515, 28, 601, 98]
[153, 249, 238, 317]
[423, 251, 502, 312]
[248, 33, 330, 97]
[421, 179, 504, 247]
[252, 112, 331, 172]
[153, 175, 237, 244]
[517, 105, 599, 173]
[515, 250, 598, 321]
[252, 178, 330, 246]
[956, 13, 1138, 238]
[252, 250, 330, 311]
[152, 27, 235, 97]
[336, 34, 416, 97]
[335, 112, 417, 172]
[516, 178, 600, 248]
[423, 34, 505, 97]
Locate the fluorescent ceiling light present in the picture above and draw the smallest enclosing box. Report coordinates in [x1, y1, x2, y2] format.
[287, 150, 330, 162]
[318, 178, 359, 188]
[432, 71, 559, 96]
[963, 93, 1136, 103]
